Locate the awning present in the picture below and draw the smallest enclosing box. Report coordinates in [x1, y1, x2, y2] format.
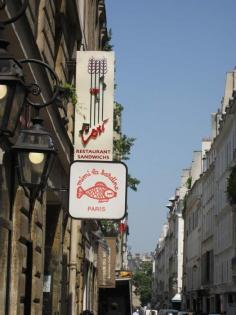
[171, 293, 182, 302]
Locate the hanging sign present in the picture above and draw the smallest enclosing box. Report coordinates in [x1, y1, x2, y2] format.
[74, 51, 115, 161]
[69, 161, 127, 219]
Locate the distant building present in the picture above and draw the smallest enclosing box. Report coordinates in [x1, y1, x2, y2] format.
[152, 174, 186, 310]
[128, 252, 153, 272]
[153, 69, 236, 315]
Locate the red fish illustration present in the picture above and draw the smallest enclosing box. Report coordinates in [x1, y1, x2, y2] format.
[77, 182, 117, 202]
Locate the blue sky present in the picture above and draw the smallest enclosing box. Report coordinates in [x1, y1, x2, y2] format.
[105, 0, 236, 253]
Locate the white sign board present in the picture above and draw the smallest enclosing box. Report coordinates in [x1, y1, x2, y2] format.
[74, 51, 115, 161]
[69, 161, 127, 219]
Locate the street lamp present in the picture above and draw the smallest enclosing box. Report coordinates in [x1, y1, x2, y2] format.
[0, 0, 60, 202]
[0, 0, 28, 136]
[12, 116, 56, 201]
[0, 59, 26, 136]
[11, 58, 60, 202]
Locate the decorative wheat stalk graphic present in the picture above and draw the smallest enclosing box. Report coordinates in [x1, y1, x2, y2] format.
[100, 58, 107, 121]
[88, 57, 107, 127]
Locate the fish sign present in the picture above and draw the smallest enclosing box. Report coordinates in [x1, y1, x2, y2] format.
[69, 161, 127, 219]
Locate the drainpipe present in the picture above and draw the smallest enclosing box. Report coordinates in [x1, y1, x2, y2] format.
[69, 219, 79, 315]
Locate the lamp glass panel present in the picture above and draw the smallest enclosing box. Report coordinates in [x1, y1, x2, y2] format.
[7, 83, 26, 133]
[0, 84, 8, 123]
[18, 151, 47, 186]
[23, 130, 53, 148]
[0, 84, 8, 100]
[14, 124, 56, 192]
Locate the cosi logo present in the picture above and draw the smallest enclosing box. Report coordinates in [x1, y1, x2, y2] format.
[80, 119, 108, 146]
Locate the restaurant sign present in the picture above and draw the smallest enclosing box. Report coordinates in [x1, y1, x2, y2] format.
[69, 161, 127, 219]
[74, 51, 115, 161]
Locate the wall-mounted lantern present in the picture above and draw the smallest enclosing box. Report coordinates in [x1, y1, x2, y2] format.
[0, 0, 60, 202]
[12, 116, 56, 201]
[0, 58, 27, 136]
[11, 58, 60, 202]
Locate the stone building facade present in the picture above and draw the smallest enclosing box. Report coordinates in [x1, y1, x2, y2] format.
[183, 70, 236, 315]
[0, 1, 108, 315]
[153, 69, 236, 315]
[152, 169, 187, 310]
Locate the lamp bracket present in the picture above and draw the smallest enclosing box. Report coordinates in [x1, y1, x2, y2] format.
[19, 58, 60, 108]
[28, 83, 41, 96]
[0, 1, 5, 10]
[0, 0, 28, 26]
[47, 187, 69, 192]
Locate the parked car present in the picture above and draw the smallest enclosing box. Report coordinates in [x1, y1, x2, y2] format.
[145, 310, 158, 315]
[177, 312, 190, 315]
[158, 309, 178, 315]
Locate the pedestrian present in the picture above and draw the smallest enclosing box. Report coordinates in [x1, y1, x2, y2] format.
[133, 309, 139, 315]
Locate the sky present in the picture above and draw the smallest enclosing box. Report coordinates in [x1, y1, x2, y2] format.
[105, 0, 236, 253]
